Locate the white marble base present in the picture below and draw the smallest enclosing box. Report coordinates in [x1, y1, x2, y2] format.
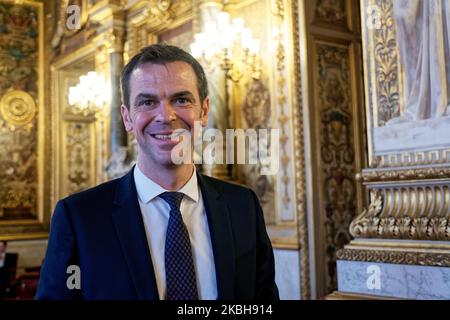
[337, 260, 450, 299]
[274, 249, 301, 300]
[373, 115, 450, 153]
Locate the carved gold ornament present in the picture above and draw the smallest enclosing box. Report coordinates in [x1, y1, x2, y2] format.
[350, 186, 450, 240]
[0, 90, 36, 127]
[357, 166, 450, 182]
[337, 248, 450, 267]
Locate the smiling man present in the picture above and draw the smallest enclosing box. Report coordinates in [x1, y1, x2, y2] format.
[36, 44, 279, 300]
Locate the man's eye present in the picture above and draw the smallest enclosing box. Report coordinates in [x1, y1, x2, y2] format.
[139, 100, 156, 107]
[174, 98, 190, 105]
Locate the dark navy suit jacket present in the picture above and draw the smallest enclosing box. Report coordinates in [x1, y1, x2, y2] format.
[36, 169, 279, 300]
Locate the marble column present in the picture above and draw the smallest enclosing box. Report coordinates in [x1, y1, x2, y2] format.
[88, 4, 130, 179]
[108, 51, 126, 153]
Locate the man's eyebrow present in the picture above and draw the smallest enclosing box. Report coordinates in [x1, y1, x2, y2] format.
[133, 93, 158, 104]
[171, 91, 195, 100]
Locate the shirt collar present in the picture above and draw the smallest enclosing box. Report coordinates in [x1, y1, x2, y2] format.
[134, 165, 199, 204]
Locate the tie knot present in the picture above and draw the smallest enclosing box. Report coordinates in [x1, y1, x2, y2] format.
[159, 192, 184, 211]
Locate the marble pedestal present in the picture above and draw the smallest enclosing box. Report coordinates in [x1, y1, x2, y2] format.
[337, 260, 450, 299]
[334, 240, 450, 300]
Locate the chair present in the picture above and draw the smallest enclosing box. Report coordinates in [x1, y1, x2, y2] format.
[0, 252, 18, 299]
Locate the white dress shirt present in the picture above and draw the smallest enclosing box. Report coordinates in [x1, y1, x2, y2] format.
[134, 165, 218, 300]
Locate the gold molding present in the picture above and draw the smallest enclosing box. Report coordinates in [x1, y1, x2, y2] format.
[271, 238, 300, 250]
[88, 0, 123, 23]
[325, 291, 398, 300]
[273, 0, 291, 209]
[370, 150, 450, 169]
[0, 232, 48, 242]
[350, 185, 450, 240]
[337, 247, 450, 267]
[292, 0, 311, 300]
[125, 0, 192, 60]
[357, 166, 450, 182]
[349, 239, 450, 251]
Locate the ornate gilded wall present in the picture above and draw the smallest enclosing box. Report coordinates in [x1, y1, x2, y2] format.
[333, 0, 450, 300]
[362, 0, 402, 127]
[298, 0, 366, 296]
[315, 42, 357, 291]
[0, 0, 371, 299]
[43, 0, 352, 300]
[49, 0, 125, 209]
[346, 0, 450, 243]
[0, 0, 46, 239]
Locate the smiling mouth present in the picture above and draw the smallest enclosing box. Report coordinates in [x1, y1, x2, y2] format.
[149, 132, 183, 140]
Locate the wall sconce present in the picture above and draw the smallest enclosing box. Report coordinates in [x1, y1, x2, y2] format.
[190, 11, 261, 180]
[190, 12, 261, 128]
[68, 71, 110, 115]
[190, 11, 261, 82]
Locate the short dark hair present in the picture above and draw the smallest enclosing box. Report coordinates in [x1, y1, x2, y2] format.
[120, 44, 208, 108]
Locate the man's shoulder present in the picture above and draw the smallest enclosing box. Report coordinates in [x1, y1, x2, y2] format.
[61, 175, 123, 205]
[199, 173, 254, 198]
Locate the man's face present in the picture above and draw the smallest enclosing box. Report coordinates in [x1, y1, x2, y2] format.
[121, 61, 209, 168]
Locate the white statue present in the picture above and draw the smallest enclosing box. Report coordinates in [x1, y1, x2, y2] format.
[389, 0, 450, 124]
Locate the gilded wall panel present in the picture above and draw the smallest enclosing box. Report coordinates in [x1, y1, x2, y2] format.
[63, 120, 95, 196]
[50, 42, 100, 210]
[366, 0, 401, 127]
[0, 0, 46, 238]
[226, 0, 277, 227]
[314, 41, 357, 292]
[158, 20, 193, 52]
[241, 78, 276, 225]
[299, 0, 365, 297]
[125, 0, 193, 61]
[314, 0, 347, 28]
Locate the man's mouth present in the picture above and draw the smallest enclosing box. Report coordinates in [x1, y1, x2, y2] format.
[149, 131, 183, 140]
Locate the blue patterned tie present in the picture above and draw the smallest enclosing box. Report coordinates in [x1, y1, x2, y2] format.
[159, 192, 198, 300]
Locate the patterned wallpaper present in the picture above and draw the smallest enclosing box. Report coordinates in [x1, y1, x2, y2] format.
[0, 1, 40, 220]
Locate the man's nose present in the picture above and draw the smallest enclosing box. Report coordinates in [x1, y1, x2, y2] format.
[154, 101, 176, 123]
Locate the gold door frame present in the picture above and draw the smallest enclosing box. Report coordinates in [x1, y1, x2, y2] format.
[50, 43, 98, 212]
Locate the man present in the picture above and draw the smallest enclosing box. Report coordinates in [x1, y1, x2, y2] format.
[0, 241, 18, 299]
[36, 44, 279, 300]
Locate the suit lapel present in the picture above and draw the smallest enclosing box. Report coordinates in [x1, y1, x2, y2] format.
[197, 173, 236, 299]
[112, 168, 159, 300]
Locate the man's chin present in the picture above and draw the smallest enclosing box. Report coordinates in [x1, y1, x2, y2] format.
[139, 148, 193, 168]
[155, 156, 190, 168]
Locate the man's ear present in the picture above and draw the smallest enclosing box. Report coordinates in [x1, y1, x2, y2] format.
[120, 104, 133, 132]
[200, 96, 210, 127]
